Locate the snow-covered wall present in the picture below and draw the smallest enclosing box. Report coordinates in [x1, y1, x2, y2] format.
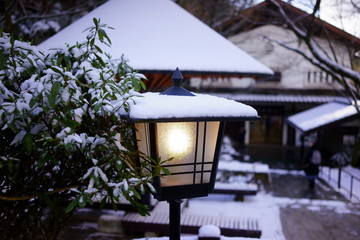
[229, 25, 350, 89]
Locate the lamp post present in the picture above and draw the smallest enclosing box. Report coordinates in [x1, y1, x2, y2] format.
[125, 68, 259, 240]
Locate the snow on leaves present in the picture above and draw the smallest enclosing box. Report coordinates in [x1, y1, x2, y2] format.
[0, 18, 155, 215]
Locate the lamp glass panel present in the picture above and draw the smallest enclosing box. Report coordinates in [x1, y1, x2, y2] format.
[134, 123, 152, 176]
[160, 173, 195, 186]
[156, 122, 197, 186]
[195, 172, 211, 184]
[195, 122, 205, 163]
[134, 123, 150, 156]
[156, 122, 197, 164]
[157, 121, 220, 187]
[203, 121, 220, 163]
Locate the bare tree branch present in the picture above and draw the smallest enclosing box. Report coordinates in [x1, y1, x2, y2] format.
[268, 0, 360, 103]
[14, 7, 89, 25]
[351, 0, 360, 12]
[264, 35, 358, 101]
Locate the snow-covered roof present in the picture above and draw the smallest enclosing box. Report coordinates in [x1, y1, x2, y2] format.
[287, 101, 359, 133]
[127, 92, 259, 121]
[38, 0, 273, 75]
[211, 93, 347, 103]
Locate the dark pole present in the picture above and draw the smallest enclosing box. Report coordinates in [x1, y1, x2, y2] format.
[169, 199, 183, 240]
[300, 134, 305, 160]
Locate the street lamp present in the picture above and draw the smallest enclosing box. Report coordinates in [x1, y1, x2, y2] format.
[125, 68, 259, 240]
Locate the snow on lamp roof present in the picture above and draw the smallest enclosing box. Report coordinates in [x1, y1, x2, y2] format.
[38, 0, 273, 75]
[127, 68, 259, 121]
[127, 92, 259, 122]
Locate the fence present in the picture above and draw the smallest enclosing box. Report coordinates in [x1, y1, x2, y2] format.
[320, 167, 360, 202]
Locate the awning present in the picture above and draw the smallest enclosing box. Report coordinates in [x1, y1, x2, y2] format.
[287, 101, 359, 134]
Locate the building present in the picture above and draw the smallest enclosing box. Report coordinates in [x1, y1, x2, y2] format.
[191, 0, 360, 166]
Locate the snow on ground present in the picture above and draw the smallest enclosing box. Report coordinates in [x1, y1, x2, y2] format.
[194, 137, 360, 239]
[184, 193, 285, 240]
[184, 169, 360, 240]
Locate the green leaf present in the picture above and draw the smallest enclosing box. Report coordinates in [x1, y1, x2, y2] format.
[132, 188, 141, 199]
[29, 97, 37, 108]
[24, 134, 33, 153]
[140, 80, 147, 90]
[51, 81, 61, 98]
[94, 45, 103, 54]
[64, 143, 72, 152]
[0, 49, 9, 69]
[49, 156, 58, 165]
[98, 29, 105, 42]
[38, 157, 47, 168]
[66, 197, 79, 213]
[98, 29, 111, 45]
[100, 197, 107, 209]
[93, 103, 102, 112]
[50, 66, 63, 75]
[93, 18, 98, 27]
[161, 167, 171, 175]
[56, 55, 63, 66]
[63, 55, 71, 67]
[47, 94, 55, 108]
[131, 79, 141, 92]
[94, 53, 105, 66]
[61, 115, 80, 128]
[38, 154, 57, 168]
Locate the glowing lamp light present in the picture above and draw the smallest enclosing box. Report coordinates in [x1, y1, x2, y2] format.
[162, 123, 191, 156]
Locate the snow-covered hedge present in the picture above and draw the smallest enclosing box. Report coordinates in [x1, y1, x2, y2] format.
[0, 18, 159, 239]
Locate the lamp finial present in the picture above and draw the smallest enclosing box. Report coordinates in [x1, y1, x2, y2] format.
[160, 68, 195, 96]
[171, 67, 183, 86]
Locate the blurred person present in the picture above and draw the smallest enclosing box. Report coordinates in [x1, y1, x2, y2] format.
[303, 142, 322, 190]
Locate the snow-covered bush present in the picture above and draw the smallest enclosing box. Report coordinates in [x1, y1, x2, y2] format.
[0, 18, 159, 239]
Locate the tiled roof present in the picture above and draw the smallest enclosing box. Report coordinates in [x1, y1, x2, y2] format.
[210, 93, 347, 103]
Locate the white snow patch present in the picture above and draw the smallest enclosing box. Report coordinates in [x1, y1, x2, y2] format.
[128, 92, 259, 120]
[218, 161, 269, 174]
[198, 225, 221, 237]
[184, 192, 286, 240]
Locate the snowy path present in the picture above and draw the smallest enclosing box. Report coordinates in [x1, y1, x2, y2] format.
[185, 191, 360, 240]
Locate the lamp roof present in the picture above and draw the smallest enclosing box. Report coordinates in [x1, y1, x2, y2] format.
[127, 92, 259, 122]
